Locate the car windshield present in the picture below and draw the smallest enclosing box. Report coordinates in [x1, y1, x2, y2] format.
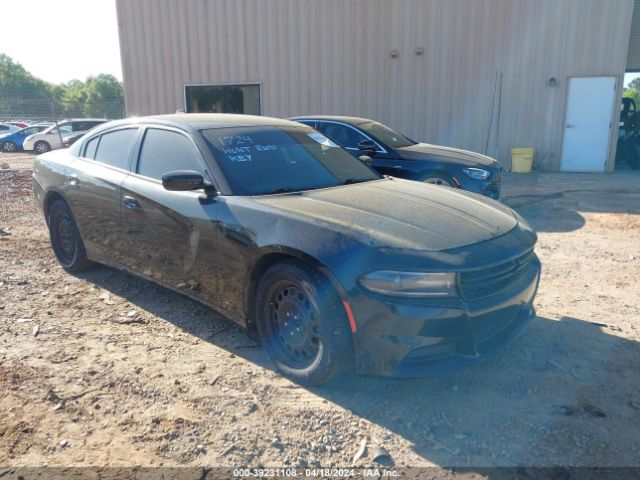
[357, 121, 417, 148]
[201, 125, 381, 195]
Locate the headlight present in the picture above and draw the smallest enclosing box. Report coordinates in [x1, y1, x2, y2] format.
[359, 271, 457, 297]
[463, 168, 491, 180]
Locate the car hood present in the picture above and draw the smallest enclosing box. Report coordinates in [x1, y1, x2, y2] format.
[397, 143, 499, 168]
[254, 178, 517, 251]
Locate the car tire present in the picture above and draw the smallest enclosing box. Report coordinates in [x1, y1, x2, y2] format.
[48, 200, 93, 272]
[422, 172, 455, 187]
[2, 141, 17, 153]
[255, 260, 353, 386]
[35, 141, 51, 154]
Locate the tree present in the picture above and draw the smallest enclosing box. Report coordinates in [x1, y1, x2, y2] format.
[623, 87, 640, 109]
[0, 53, 125, 120]
[81, 74, 125, 118]
[628, 77, 640, 91]
[0, 54, 50, 98]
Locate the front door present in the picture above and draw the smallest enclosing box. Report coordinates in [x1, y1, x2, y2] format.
[561, 76, 617, 172]
[120, 127, 221, 304]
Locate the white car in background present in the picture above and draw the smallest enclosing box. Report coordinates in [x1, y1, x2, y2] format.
[23, 118, 107, 153]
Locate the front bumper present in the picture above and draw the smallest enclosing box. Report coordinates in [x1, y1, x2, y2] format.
[22, 138, 36, 151]
[349, 254, 540, 377]
[456, 169, 503, 200]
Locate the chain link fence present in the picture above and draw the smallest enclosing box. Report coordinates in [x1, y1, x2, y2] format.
[0, 96, 125, 125]
[0, 96, 125, 154]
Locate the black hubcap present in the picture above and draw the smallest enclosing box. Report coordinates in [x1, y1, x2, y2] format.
[266, 283, 321, 369]
[56, 214, 76, 263]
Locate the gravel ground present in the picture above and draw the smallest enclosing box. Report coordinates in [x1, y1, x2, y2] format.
[1, 152, 639, 469]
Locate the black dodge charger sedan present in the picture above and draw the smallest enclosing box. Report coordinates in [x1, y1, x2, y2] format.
[291, 116, 504, 199]
[33, 114, 540, 385]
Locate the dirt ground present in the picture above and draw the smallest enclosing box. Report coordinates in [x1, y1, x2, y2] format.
[1, 152, 639, 469]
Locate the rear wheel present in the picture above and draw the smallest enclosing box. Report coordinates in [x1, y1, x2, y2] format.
[255, 260, 353, 386]
[2, 141, 17, 153]
[423, 172, 455, 187]
[35, 141, 51, 154]
[48, 200, 93, 272]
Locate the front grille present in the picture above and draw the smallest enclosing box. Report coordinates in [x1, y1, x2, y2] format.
[459, 250, 534, 301]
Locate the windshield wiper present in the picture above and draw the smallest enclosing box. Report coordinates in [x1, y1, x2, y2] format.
[269, 186, 295, 194]
[343, 178, 373, 185]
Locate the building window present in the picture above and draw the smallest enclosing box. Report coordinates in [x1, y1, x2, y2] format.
[185, 84, 261, 115]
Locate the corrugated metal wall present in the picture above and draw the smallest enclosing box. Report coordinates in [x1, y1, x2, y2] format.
[627, 0, 640, 70]
[116, 0, 634, 170]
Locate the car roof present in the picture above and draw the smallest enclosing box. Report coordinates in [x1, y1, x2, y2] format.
[58, 118, 109, 123]
[97, 113, 303, 131]
[289, 115, 375, 126]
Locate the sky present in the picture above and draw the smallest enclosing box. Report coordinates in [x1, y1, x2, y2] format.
[625, 72, 640, 88]
[0, 0, 122, 85]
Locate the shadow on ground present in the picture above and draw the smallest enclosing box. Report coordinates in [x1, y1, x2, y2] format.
[501, 172, 640, 233]
[77, 265, 640, 468]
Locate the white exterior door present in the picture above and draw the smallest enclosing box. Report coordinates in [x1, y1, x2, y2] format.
[561, 77, 617, 172]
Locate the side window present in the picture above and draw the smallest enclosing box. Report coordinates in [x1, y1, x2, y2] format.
[78, 121, 103, 131]
[0, 125, 8, 131]
[316, 122, 366, 149]
[73, 122, 91, 132]
[296, 120, 316, 129]
[55, 124, 72, 134]
[137, 128, 205, 181]
[84, 136, 100, 159]
[93, 128, 138, 170]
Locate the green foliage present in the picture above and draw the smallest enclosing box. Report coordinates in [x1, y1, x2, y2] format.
[623, 87, 640, 109]
[0, 53, 124, 119]
[57, 74, 124, 118]
[628, 77, 640, 91]
[0, 54, 50, 98]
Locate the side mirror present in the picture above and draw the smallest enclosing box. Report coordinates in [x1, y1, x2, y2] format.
[357, 139, 378, 155]
[162, 170, 206, 191]
[358, 155, 373, 165]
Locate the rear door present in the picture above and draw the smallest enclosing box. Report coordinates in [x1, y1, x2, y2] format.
[120, 126, 221, 303]
[64, 127, 140, 263]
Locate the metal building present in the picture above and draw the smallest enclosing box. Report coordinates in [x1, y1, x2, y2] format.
[116, 0, 640, 172]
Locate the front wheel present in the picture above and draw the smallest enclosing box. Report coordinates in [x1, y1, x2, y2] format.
[48, 200, 93, 272]
[2, 141, 17, 153]
[35, 141, 51, 154]
[423, 172, 455, 187]
[255, 260, 353, 386]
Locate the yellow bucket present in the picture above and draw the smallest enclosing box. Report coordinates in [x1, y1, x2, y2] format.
[511, 148, 534, 173]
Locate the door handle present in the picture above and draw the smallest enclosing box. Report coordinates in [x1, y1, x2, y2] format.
[123, 196, 141, 210]
[65, 174, 78, 186]
[566, 124, 576, 128]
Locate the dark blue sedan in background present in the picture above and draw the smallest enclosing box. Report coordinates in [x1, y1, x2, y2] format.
[291, 116, 503, 199]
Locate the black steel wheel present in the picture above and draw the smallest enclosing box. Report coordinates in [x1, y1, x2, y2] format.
[35, 141, 51, 154]
[48, 200, 93, 272]
[2, 141, 17, 153]
[265, 281, 321, 369]
[256, 260, 353, 386]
